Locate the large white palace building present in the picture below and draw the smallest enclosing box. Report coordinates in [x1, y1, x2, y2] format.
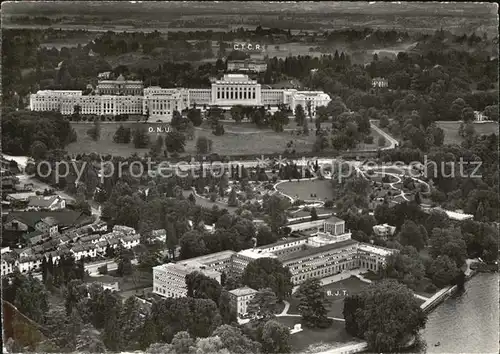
[152, 216, 396, 299]
[29, 74, 331, 122]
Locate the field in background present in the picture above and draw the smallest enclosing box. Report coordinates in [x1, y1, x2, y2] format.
[436, 121, 499, 145]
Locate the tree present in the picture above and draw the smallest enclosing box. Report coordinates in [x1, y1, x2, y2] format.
[196, 136, 213, 154]
[429, 227, 467, 267]
[398, 220, 426, 251]
[76, 324, 107, 353]
[241, 258, 292, 302]
[30, 140, 48, 159]
[165, 131, 186, 153]
[87, 119, 101, 141]
[231, 105, 244, 123]
[171, 110, 184, 131]
[115, 245, 134, 276]
[113, 125, 132, 143]
[217, 291, 238, 324]
[179, 230, 208, 259]
[212, 324, 262, 354]
[343, 280, 427, 352]
[260, 320, 291, 353]
[256, 225, 277, 247]
[262, 194, 289, 233]
[302, 116, 309, 136]
[296, 278, 332, 328]
[461, 107, 475, 123]
[306, 100, 313, 122]
[213, 123, 225, 136]
[295, 104, 306, 126]
[133, 127, 150, 148]
[428, 255, 460, 288]
[150, 135, 164, 157]
[378, 136, 386, 147]
[247, 288, 278, 321]
[379, 115, 390, 128]
[484, 105, 499, 121]
[187, 108, 203, 126]
[2, 272, 49, 324]
[227, 188, 238, 207]
[186, 271, 222, 305]
[310, 207, 318, 221]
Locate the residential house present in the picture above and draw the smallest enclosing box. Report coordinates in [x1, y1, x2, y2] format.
[35, 217, 59, 236]
[151, 229, 167, 243]
[372, 224, 397, 240]
[372, 77, 388, 88]
[3, 211, 94, 238]
[18, 254, 44, 273]
[71, 243, 97, 261]
[1, 252, 19, 276]
[121, 234, 140, 249]
[27, 195, 66, 211]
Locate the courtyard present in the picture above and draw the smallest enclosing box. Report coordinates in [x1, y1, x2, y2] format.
[288, 276, 371, 319]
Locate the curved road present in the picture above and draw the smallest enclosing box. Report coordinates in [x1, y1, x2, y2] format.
[369, 120, 399, 150]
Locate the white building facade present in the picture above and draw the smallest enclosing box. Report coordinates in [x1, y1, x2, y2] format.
[228, 286, 258, 317]
[30, 74, 331, 122]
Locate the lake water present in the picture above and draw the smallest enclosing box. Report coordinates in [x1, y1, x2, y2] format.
[422, 273, 499, 353]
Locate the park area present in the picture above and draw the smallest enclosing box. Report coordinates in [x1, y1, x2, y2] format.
[66, 121, 316, 157]
[436, 121, 499, 145]
[276, 315, 355, 353]
[67, 120, 391, 158]
[288, 276, 371, 319]
[276, 179, 333, 201]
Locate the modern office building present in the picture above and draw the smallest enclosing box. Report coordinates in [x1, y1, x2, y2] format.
[152, 216, 396, 298]
[153, 260, 221, 298]
[30, 74, 331, 122]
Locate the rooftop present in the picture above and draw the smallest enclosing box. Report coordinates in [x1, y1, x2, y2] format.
[324, 216, 344, 224]
[27, 195, 61, 207]
[5, 211, 92, 230]
[186, 250, 236, 265]
[280, 239, 359, 263]
[229, 286, 258, 297]
[256, 236, 309, 250]
[237, 248, 276, 260]
[357, 243, 395, 257]
[155, 261, 220, 278]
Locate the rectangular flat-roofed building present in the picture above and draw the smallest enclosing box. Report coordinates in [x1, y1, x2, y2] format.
[153, 261, 221, 298]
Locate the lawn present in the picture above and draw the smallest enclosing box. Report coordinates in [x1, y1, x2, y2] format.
[436, 121, 499, 145]
[288, 276, 370, 318]
[276, 316, 355, 354]
[67, 121, 393, 158]
[67, 122, 316, 157]
[276, 179, 334, 201]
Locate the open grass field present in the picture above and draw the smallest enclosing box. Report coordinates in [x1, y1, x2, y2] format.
[276, 179, 334, 201]
[436, 121, 499, 145]
[67, 121, 392, 158]
[276, 316, 354, 353]
[288, 276, 370, 319]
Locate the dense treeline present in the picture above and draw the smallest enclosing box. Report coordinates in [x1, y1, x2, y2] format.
[2, 109, 77, 155]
